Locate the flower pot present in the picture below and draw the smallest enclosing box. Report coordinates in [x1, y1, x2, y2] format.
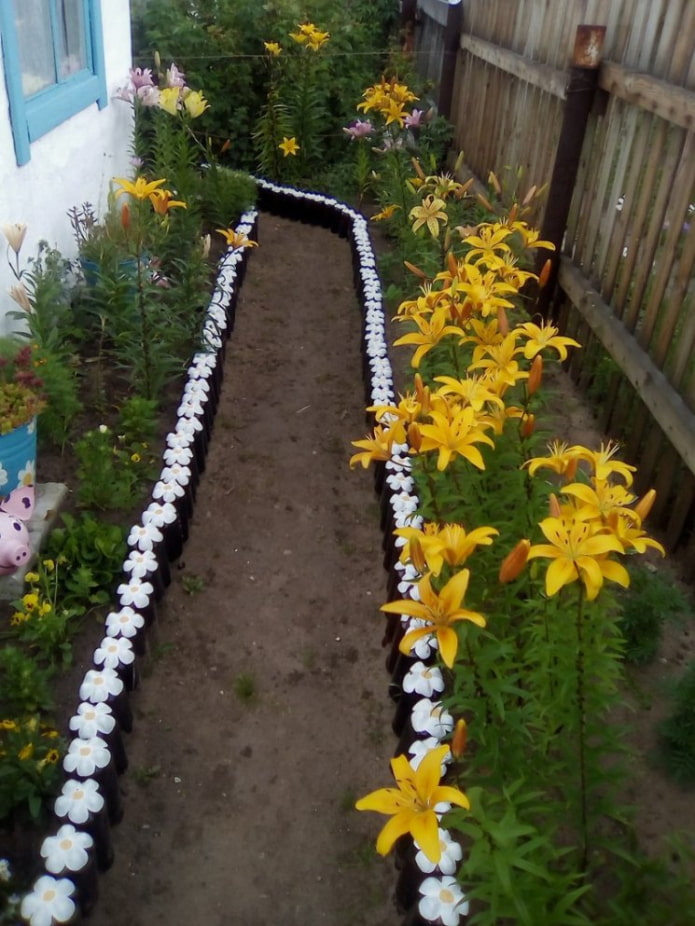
[0, 417, 36, 494]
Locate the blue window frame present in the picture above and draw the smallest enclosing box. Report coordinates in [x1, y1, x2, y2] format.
[0, 0, 107, 166]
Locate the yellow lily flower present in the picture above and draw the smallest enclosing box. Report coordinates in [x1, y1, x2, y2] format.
[418, 403, 495, 471]
[349, 424, 396, 469]
[393, 307, 462, 368]
[149, 189, 187, 214]
[264, 41, 282, 56]
[394, 522, 498, 576]
[516, 321, 581, 361]
[409, 195, 448, 238]
[570, 441, 636, 486]
[216, 228, 258, 250]
[381, 569, 486, 667]
[463, 223, 513, 265]
[158, 86, 181, 115]
[355, 744, 469, 863]
[114, 176, 167, 201]
[371, 204, 400, 223]
[279, 136, 300, 157]
[606, 511, 666, 556]
[525, 440, 582, 480]
[182, 89, 209, 118]
[468, 333, 527, 390]
[433, 375, 505, 413]
[561, 481, 636, 525]
[527, 515, 628, 600]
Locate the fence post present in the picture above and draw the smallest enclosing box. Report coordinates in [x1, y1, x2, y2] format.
[536, 25, 605, 318]
[438, 0, 462, 120]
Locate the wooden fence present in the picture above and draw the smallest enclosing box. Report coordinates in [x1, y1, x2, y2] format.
[406, 0, 695, 563]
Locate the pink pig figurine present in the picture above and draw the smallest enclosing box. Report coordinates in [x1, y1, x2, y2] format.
[0, 486, 35, 576]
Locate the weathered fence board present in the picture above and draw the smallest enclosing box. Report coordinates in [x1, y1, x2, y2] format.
[409, 0, 695, 556]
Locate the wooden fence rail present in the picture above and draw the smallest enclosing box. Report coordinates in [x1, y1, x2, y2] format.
[407, 0, 695, 562]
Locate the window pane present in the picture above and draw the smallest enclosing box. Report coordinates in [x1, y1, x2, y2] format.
[58, 0, 87, 78]
[11, 0, 56, 96]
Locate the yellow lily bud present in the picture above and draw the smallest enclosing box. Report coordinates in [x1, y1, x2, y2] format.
[499, 539, 530, 583]
[521, 413, 536, 438]
[451, 718, 468, 759]
[564, 457, 579, 482]
[407, 422, 422, 452]
[527, 354, 543, 395]
[633, 488, 656, 522]
[549, 494, 562, 518]
[120, 202, 131, 231]
[408, 535, 427, 574]
[488, 171, 501, 195]
[538, 258, 553, 289]
[403, 260, 426, 279]
[497, 306, 509, 336]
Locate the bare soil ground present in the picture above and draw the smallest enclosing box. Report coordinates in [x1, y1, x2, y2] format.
[8, 210, 695, 924]
[87, 213, 397, 926]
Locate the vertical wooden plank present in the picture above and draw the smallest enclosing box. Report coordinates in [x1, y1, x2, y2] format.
[637, 132, 695, 351]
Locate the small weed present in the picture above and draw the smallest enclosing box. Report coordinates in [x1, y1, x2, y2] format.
[301, 647, 317, 670]
[181, 573, 206, 595]
[339, 788, 357, 813]
[133, 764, 161, 787]
[232, 672, 257, 703]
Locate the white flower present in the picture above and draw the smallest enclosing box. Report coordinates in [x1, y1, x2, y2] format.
[0, 858, 10, 882]
[175, 415, 202, 435]
[18, 459, 35, 486]
[123, 548, 159, 578]
[415, 829, 463, 875]
[418, 875, 469, 925]
[408, 736, 450, 772]
[104, 606, 144, 639]
[117, 578, 154, 608]
[177, 397, 206, 418]
[152, 479, 184, 504]
[0, 464, 7, 488]
[160, 463, 191, 487]
[403, 662, 445, 698]
[127, 522, 163, 552]
[79, 667, 124, 703]
[1, 221, 27, 255]
[20, 875, 76, 926]
[163, 445, 193, 467]
[142, 501, 177, 527]
[54, 779, 104, 825]
[94, 635, 135, 670]
[41, 824, 93, 874]
[63, 736, 111, 777]
[411, 698, 454, 738]
[69, 702, 116, 739]
[165, 430, 194, 451]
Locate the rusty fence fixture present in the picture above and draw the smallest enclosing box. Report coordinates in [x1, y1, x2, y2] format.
[537, 25, 606, 317]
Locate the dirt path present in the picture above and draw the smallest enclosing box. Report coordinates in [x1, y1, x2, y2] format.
[88, 214, 396, 926]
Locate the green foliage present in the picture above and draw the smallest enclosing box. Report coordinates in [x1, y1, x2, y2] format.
[658, 659, 695, 785]
[44, 513, 127, 610]
[616, 562, 690, 665]
[0, 648, 53, 715]
[7, 242, 82, 446]
[74, 423, 156, 511]
[200, 167, 257, 229]
[0, 715, 64, 823]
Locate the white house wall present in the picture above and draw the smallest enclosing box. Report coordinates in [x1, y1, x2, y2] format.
[0, 2, 134, 335]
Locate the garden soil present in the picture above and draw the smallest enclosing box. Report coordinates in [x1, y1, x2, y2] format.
[33, 212, 695, 924]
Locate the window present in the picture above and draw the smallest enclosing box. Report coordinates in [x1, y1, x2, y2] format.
[0, 0, 107, 166]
